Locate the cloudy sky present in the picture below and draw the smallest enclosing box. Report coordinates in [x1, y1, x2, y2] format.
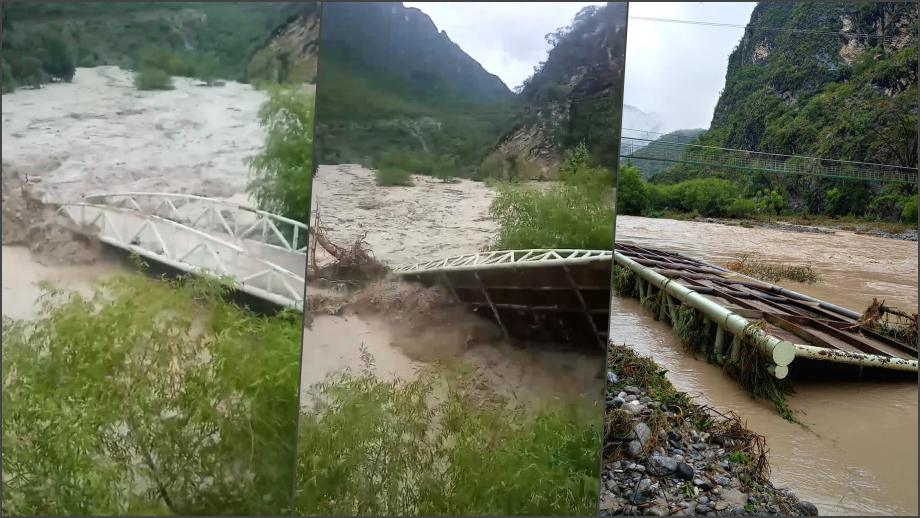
[404, 2, 603, 90]
[405, 2, 756, 133]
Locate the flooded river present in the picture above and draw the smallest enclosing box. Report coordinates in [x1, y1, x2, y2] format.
[613, 215, 918, 516]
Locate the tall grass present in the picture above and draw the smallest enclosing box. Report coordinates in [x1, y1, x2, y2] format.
[489, 144, 613, 250]
[1, 273, 302, 515]
[296, 365, 600, 515]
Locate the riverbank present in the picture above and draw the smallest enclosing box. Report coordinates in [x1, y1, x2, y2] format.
[601, 344, 815, 517]
[690, 215, 916, 241]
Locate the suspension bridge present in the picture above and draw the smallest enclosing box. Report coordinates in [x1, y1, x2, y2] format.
[619, 128, 918, 184]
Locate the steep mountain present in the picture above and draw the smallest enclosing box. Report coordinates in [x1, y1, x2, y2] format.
[1, 2, 305, 90]
[623, 129, 707, 180]
[657, 2, 918, 217]
[621, 104, 664, 133]
[246, 3, 320, 84]
[485, 3, 629, 178]
[314, 2, 518, 172]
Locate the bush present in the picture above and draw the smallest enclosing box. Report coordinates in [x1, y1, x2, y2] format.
[134, 66, 173, 90]
[489, 181, 612, 250]
[901, 195, 918, 224]
[296, 367, 599, 515]
[726, 197, 757, 218]
[246, 86, 315, 223]
[676, 178, 738, 217]
[140, 47, 197, 77]
[1, 275, 302, 515]
[194, 53, 220, 85]
[477, 150, 543, 180]
[375, 166, 414, 186]
[617, 164, 648, 215]
[40, 34, 75, 82]
[2, 61, 15, 92]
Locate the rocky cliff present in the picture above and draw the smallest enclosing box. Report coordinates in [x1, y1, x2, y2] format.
[487, 3, 629, 178]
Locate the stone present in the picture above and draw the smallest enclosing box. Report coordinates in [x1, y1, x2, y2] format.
[695, 504, 711, 514]
[632, 422, 652, 445]
[648, 455, 679, 476]
[599, 493, 623, 513]
[637, 478, 652, 492]
[610, 397, 625, 408]
[697, 496, 709, 504]
[676, 462, 695, 480]
[605, 479, 617, 490]
[640, 396, 652, 404]
[694, 478, 714, 490]
[714, 501, 729, 511]
[715, 476, 732, 486]
[623, 385, 641, 395]
[720, 488, 749, 508]
[645, 506, 666, 516]
[624, 394, 638, 403]
[607, 371, 619, 384]
[668, 430, 681, 442]
[623, 401, 644, 414]
[627, 440, 644, 458]
[796, 501, 819, 516]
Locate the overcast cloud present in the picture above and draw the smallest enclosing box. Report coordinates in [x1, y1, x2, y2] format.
[404, 2, 603, 91]
[625, 2, 756, 132]
[404, 2, 755, 133]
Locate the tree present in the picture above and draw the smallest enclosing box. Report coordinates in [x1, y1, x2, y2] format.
[41, 35, 76, 82]
[617, 164, 648, 216]
[246, 86, 315, 224]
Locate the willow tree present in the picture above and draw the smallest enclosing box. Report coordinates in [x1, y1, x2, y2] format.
[247, 86, 315, 224]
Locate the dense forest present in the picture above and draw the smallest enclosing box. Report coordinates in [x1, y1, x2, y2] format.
[0, 2, 317, 91]
[630, 2, 917, 224]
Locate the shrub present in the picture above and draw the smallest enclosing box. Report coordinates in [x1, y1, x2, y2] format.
[194, 53, 220, 85]
[246, 86, 315, 223]
[676, 178, 738, 217]
[726, 197, 757, 218]
[1, 275, 302, 515]
[296, 366, 599, 515]
[617, 164, 648, 216]
[2, 61, 15, 92]
[489, 181, 612, 250]
[40, 34, 75, 82]
[134, 66, 173, 90]
[901, 195, 918, 224]
[477, 150, 543, 180]
[375, 166, 414, 187]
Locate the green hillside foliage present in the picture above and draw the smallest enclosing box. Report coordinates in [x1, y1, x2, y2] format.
[1, 2, 296, 90]
[314, 44, 518, 176]
[624, 129, 706, 180]
[651, 3, 918, 223]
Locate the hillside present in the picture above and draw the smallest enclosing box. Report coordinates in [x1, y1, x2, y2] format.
[655, 2, 918, 219]
[623, 129, 707, 180]
[486, 3, 629, 178]
[1, 2, 311, 90]
[313, 2, 518, 175]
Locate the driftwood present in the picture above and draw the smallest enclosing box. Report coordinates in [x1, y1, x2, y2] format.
[308, 206, 387, 282]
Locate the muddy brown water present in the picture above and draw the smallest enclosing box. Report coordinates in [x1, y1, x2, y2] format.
[613, 215, 918, 516]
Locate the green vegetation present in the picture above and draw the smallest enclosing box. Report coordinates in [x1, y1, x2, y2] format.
[314, 46, 517, 176]
[1, 274, 302, 515]
[489, 144, 613, 250]
[1, 2, 300, 90]
[374, 166, 414, 187]
[296, 364, 599, 515]
[643, 3, 917, 225]
[134, 66, 174, 90]
[246, 86, 315, 224]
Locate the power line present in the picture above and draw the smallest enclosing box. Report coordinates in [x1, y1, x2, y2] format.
[628, 15, 903, 41]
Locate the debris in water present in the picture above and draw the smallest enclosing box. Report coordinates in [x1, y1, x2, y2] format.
[725, 254, 819, 284]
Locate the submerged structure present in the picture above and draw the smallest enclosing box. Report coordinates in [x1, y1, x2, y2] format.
[395, 246, 918, 380]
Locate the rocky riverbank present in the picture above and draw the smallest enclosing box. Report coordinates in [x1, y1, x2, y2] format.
[600, 344, 818, 517]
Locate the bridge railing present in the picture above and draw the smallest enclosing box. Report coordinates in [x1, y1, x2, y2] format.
[82, 192, 311, 254]
[58, 202, 306, 310]
[393, 249, 612, 274]
[621, 137, 917, 184]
